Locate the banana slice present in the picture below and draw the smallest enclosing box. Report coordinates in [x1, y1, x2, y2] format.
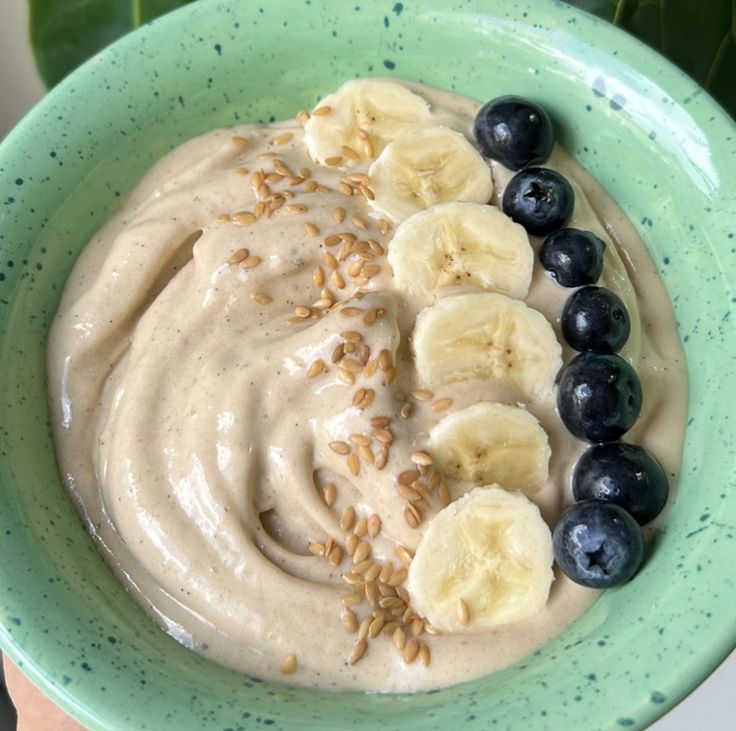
[387, 202, 532, 298]
[368, 126, 493, 222]
[429, 402, 550, 493]
[408, 486, 554, 632]
[303, 79, 432, 166]
[413, 292, 562, 401]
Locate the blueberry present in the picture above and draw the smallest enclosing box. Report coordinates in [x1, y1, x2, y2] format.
[540, 228, 606, 287]
[502, 168, 574, 236]
[473, 96, 554, 171]
[557, 353, 642, 442]
[561, 286, 630, 353]
[553, 500, 644, 588]
[573, 443, 669, 525]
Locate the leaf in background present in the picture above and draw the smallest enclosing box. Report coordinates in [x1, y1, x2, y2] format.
[565, 0, 735, 118]
[29, 0, 195, 88]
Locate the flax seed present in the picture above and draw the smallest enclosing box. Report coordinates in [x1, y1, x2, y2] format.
[340, 144, 359, 160]
[358, 444, 374, 464]
[323, 482, 337, 506]
[360, 185, 376, 201]
[388, 567, 408, 587]
[312, 105, 332, 116]
[439, 481, 451, 507]
[379, 596, 404, 611]
[363, 309, 377, 326]
[340, 506, 356, 532]
[328, 545, 343, 566]
[324, 155, 343, 167]
[357, 616, 371, 641]
[303, 180, 318, 193]
[361, 264, 381, 278]
[265, 172, 284, 185]
[349, 639, 368, 665]
[354, 517, 368, 538]
[397, 469, 420, 486]
[396, 546, 413, 565]
[294, 305, 311, 318]
[410, 618, 425, 638]
[271, 195, 285, 210]
[331, 343, 345, 363]
[347, 452, 360, 476]
[365, 581, 380, 606]
[311, 268, 325, 289]
[306, 359, 325, 378]
[368, 615, 385, 639]
[324, 537, 334, 556]
[340, 307, 363, 317]
[374, 447, 389, 470]
[338, 182, 353, 196]
[353, 558, 373, 575]
[328, 441, 350, 455]
[257, 182, 271, 200]
[424, 623, 441, 636]
[286, 203, 308, 213]
[345, 533, 359, 556]
[297, 110, 310, 126]
[353, 541, 371, 564]
[343, 607, 359, 633]
[400, 402, 414, 419]
[272, 131, 293, 146]
[393, 626, 407, 651]
[412, 389, 434, 401]
[457, 598, 471, 625]
[281, 654, 298, 675]
[256, 151, 278, 159]
[333, 206, 346, 224]
[342, 572, 363, 586]
[337, 368, 355, 385]
[240, 255, 262, 269]
[397, 485, 422, 502]
[410, 451, 433, 467]
[228, 248, 249, 264]
[432, 397, 454, 412]
[274, 160, 292, 176]
[304, 222, 320, 237]
[352, 213, 368, 230]
[232, 211, 256, 227]
[342, 592, 362, 607]
[404, 504, 421, 529]
[309, 542, 325, 557]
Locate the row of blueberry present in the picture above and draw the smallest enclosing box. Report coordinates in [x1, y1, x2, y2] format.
[473, 97, 669, 589]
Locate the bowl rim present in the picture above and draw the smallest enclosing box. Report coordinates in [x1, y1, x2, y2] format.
[1, 0, 735, 729]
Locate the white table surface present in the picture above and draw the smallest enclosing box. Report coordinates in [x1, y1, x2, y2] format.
[1, 1, 733, 729]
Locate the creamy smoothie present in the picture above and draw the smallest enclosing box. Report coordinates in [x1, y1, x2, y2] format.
[47, 80, 687, 691]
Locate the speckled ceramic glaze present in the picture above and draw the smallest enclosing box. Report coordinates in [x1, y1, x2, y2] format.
[0, 1, 734, 729]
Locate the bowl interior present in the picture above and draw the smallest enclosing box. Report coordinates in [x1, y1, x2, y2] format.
[1, 1, 735, 729]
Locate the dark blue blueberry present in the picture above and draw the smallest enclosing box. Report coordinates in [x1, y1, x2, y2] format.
[473, 96, 554, 170]
[557, 353, 642, 442]
[573, 443, 669, 525]
[561, 286, 630, 353]
[502, 168, 574, 236]
[553, 500, 644, 587]
[540, 228, 605, 287]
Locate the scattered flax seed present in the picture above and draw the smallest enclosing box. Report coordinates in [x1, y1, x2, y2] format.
[342, 592, 362, 607]
[341, 358, 363, 374]
[328, 545, 343, 566]
[424, 624, 441, 637]
[323, 252, 339, 270]
[347, 452, 360, 476]
[317, 184, 331, 193]
[338, 368, 355, 385]
[365, 581, 380, 606]
[303, 180, 319, 193]
[378, 218, 392, 235]
[388, 567, 408, 587]
[329, 441, 350, 455]
[309, 542, 325, 557]
[354, 517, 368, 538]
[331, 343, 345, 363]
[240, 255, 262, 270]
[313, 297, 332, 310]
[400, 403, 414, 419]
[251, 170, 264, 188]
[439, 482, 451, 507]
[352, 388, 367, 407]
[397, 485, 422, 503]
[217, 213, 231, 222]
[363, 309, 378, 326]
[304, 222, 320, 237]
[323, 483, 338, 506]
[324, 155, 343, 167]
[340, 307, 364, 318]
[393, 626, 407, 651]
[367, 514, 382, 539]
[368, 615, 385, 639]
[353, 541, 371, 563]
[357, 616, 371, 641]
[347, 260, 363, 277]
[341, 330, 363, 344]
[412, 389, 435, 402]
[254, 201, 267, 219]
[324, 537, 335, 556]
[358, 391, 375, 411]
[294, 305, 311, 318]
[345, 533, 359, 556]
[265, 172, 284, 184]
[340, 506, 356, 532]
[232, 211, 256, 226]
[313, 105, 332, 116]
[341, 145, 359, 160]
[353, 558, 373, 574]
[396, 546, 414, 565]
[234, 166, 249, 176]
[419, 643, 431, 667]
[410, 451, 433, 467]
[272, 131, 294, 146]
[377, 349, 391, 371]
[352, 214, 368, 230]
[231, 135, 250, 147]
[432, 397, 454, 412]
[362, 139, 375, 158]
[306, 359, 325, 378]
[281, 654, 298, 675]
[379, 563, 393, 585]
[256, 151, 278, 159]
[274, 159, 292, 176]
[410, 618, 425, 637]
[360, 185, 376, 201]
[313, 267, 325, 287]
[257, 182, 271, 200]
[361, 264, 381, 278]
[349, 639, 368, 665]
[363, 360, 379, 378]
[457, 598, 471, 625]
[343, 607, 359, 633]
[333, 206, 346, 223]
[323, 234, 341, 248]
[271, 195, 285, 210]
[251, 292, 273, 306]
[394, 391, 408, 402]
[286, 203, 308, 214]
[404, 504, 421, 529]
[228, 248, 250, 264]
[398, 469, 420, 486]
[297, 110, 310, 125]
[342, 572, 362, 586]
[364, 563, 381, 583]
[402, 638, 420, 665]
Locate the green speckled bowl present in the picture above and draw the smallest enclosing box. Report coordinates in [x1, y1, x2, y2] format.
[0, 1, 734, 729]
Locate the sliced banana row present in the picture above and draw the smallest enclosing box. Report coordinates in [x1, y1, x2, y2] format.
[429, 402, 550, 494]
[413, 292, 562, 402]
[387, 202, 533, 299]
[408, 487, 554, 632]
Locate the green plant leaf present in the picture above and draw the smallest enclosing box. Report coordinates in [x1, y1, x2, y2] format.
[29, 0, 195, 88]
[565, 0, 735, 117]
